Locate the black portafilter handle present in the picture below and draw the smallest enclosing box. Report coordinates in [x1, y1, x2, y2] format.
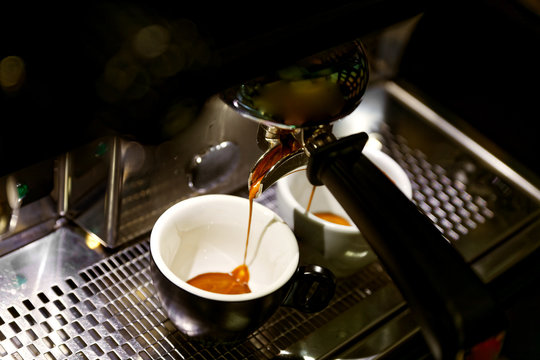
[306, 132, 506, 360]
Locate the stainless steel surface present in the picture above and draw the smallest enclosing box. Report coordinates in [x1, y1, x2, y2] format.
[0, 210, 394, 360]
[104, 136, 123, 247]
[0, 198, 58, 258]
[473, 217, 540, 283]
[334, 82, 540, 264]
[65, 95, 262, 248]
[1, 80, 539, 359]
[385, 82, 540, 202]
[0, 158, 59, 257]
[0, 175, 20, 237]
[187, 141, 241, 192]
[334, 309, 422, 360]
[56, 154, 70, 218]
[281, 284, 406, 359]
[0, 225, 106, 302]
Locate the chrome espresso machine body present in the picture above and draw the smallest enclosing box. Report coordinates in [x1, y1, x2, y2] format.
[1, 1, 540, 359]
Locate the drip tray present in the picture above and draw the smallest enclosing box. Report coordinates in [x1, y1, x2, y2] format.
[0, 225, 395, 360]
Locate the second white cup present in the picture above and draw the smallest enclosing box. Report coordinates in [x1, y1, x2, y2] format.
[276, 146, 412, 277]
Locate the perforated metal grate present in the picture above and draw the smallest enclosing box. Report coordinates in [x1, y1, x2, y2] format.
[0, 240, 391, 360]
[0, 124, 499, 360]
[380, 125, 495, 242]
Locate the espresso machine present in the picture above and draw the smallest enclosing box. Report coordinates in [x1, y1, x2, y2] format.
[1, 0, 539, 359]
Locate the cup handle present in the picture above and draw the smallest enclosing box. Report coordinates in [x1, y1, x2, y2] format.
[282, 265, 336, 313]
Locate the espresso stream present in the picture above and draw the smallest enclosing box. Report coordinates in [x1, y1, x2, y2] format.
[187, 139, 300, 295]
[188, 46, 365, 294]
[186, 137, 352, 294]
[306, 185, 351, 226]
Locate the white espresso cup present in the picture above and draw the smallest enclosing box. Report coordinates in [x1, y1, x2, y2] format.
[150, 194, 335, 343]
[276, 147, 412, 277]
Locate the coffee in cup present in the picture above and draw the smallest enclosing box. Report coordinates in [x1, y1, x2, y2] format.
[150, 194, 335, 343]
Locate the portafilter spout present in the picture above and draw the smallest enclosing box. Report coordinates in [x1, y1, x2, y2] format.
[247, 124, 341, 198]
[221, 38, 506, 360]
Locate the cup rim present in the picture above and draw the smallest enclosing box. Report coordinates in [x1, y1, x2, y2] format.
[276, 147, 412, 232]
[150, 194, 299, 302]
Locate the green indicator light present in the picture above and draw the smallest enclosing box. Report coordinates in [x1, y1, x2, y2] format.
[16, 183, 28, 199]
[95, 142, 108, 157]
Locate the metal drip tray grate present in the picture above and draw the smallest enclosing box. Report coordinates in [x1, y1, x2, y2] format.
[1, 81, 538, 359]
[0, 240, 391, 360]
[0, 125, 510, 359]
[380, 124, 495, 243]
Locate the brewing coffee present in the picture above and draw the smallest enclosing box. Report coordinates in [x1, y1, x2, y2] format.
[186, 238, 251, 294]
[187, 264, 250, 294]
[306, 185, 351, 226]
[313, 212, 351, 226]
[187, 197, 253, 294]
[187, 137, 300, 295]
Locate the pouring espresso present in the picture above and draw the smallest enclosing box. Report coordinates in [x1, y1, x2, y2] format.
[185, 132, 302, 294]
[221, 39, 505, 360]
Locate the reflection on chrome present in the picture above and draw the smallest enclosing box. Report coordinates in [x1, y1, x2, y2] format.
[345, 250, 369, 259]
[85, 233, 102, 250]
